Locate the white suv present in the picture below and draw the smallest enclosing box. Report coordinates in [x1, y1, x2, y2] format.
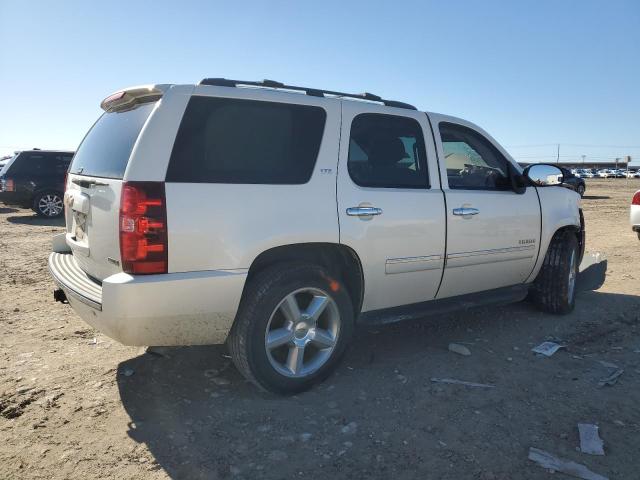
[48, 79, 584, 393]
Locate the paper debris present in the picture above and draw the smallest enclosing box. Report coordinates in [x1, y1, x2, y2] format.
[598, 369, 623, 387]
[528, 447, 608, 480]
[448, 343, 471, 356]
[430, 377, 495, 388]
[532, 341, 565, 357]
[578, 424, 605, 456]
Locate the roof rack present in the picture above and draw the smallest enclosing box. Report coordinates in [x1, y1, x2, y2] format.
[198, 78, 417, 110]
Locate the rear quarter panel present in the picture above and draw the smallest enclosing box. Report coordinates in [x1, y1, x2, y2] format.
[162, 87, 342, 272]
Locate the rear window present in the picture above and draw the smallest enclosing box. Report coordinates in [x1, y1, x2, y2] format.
[166, 96, 326, 184]
[8, 152, 70, 176]
[70, 102, 155, 179]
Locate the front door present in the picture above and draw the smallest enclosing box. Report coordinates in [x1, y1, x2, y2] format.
[431, 117, 541, 299]
[337, 103, 446, 312]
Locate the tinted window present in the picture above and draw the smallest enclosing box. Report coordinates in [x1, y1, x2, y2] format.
[348, 114, 428, 189]
[167, 97, 326, 184]
[10, 153, 50, 174]
[70, 102, 155, 179]
[439, 122, 511, 190]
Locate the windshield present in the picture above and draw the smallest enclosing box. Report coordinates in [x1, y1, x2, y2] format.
[70, 102, 155, 179]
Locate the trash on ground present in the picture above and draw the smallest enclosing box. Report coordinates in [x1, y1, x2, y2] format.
[578, 423, 605, 456]
[448, 343, 471, 356]
[597, 360, 618, 369]
[598, 368, 623, 387]
[532, 341, 565, 357]
[123, 368, 134, 377]
[146, 346, 172, 358]
[528, 447, 608, 480]
[430, 377, 495, 388]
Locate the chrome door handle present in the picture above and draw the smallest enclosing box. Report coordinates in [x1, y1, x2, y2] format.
[346, 206, 383, 217]
[453, 207, 479, 216]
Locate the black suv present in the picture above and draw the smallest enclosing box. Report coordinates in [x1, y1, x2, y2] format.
[0, 150, 74, 217]
[559, 167, 586, 197]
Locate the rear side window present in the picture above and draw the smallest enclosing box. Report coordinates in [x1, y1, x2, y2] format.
[166, 97, 326, 184]
[348, 113, 428, 189]
[8, 153, 51, 174]
[70, 102, 155, 179]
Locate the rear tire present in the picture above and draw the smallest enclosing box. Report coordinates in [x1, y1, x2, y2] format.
[228, 263, 354, 394]
[530, 230, 579, 314]
[32, 191, 64, 218]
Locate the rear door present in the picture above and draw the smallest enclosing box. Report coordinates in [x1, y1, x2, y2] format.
[430, 115, 541, 298]
[337, 103, 446, 312]
[66, 101, 158, 280]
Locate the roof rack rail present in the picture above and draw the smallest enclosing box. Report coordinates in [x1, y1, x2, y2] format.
[198, 78, 417, 110]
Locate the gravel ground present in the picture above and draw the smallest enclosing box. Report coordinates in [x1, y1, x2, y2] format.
[1, 179, 639, 480]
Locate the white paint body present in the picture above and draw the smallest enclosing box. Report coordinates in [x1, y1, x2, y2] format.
[48, 83, 582, 346]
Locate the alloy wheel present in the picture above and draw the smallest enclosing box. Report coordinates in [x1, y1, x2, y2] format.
[265, 287, 340, 378]
[567, 249, 577, 301]
[38, 194, 63, 217]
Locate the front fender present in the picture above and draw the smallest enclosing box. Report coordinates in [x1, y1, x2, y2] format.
[525, 186, 581, 283]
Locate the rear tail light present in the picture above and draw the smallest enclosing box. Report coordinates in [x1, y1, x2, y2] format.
[633, 191, 640, 205]
[119, 181, 168, 274]
[3, 178, 14, 191]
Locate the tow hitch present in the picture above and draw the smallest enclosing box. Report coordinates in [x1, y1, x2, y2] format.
[54, 288, 68, 304]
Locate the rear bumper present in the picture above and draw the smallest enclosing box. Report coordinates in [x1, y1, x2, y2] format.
[48, 252, 247, 346]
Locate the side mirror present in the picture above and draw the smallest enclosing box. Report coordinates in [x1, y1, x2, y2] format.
[524, 164, 563, 186]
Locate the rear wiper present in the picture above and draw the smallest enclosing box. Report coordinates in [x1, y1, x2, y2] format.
[71, 178, 109, 188]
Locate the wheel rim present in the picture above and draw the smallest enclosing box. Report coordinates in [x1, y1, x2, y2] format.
[567, 249, 577, 301]
[38, 194, 63, 217]
[265, 287, 340, 378]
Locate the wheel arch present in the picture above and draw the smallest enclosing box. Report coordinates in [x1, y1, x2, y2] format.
[526, 220, 583, 284]
[244, 242, 364, 317]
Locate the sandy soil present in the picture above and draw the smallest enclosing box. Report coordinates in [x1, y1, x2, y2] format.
[1, 179, 639, 480]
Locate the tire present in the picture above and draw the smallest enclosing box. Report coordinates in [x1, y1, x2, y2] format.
[228, 263, 354, 394]
[529, 230, 579, 314]
[577, 184, 585, 197]
[32, 191, 64, 218]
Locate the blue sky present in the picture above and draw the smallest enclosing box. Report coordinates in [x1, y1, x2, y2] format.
[1, 0, 639, 165]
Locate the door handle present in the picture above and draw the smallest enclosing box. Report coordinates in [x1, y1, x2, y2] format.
[453, 207, 479, 216]
[346, 206, 383, 217]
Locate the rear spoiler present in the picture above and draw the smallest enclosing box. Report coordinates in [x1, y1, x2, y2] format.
[100, 85, 169, 113]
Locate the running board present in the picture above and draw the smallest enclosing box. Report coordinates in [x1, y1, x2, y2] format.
[358, 284, 531, 325]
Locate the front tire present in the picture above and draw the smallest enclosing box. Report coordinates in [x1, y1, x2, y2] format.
[33, 191, 64, 218]
[228, 263, 354, 394]
[530, 230, 579, 314]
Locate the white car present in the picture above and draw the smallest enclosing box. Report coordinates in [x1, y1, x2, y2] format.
[48, 79, 584, 393]
[632, 191, 640, 239]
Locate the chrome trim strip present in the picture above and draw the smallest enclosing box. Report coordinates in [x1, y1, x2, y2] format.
[446, 245, 536, 268]
[385, 255, 444, 274]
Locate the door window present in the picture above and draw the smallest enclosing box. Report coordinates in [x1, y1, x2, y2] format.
[348, 113, 428, 189]
[439, 122, 511, 190]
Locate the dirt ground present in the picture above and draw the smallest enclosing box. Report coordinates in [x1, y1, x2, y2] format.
[1, 179, 639, 480]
